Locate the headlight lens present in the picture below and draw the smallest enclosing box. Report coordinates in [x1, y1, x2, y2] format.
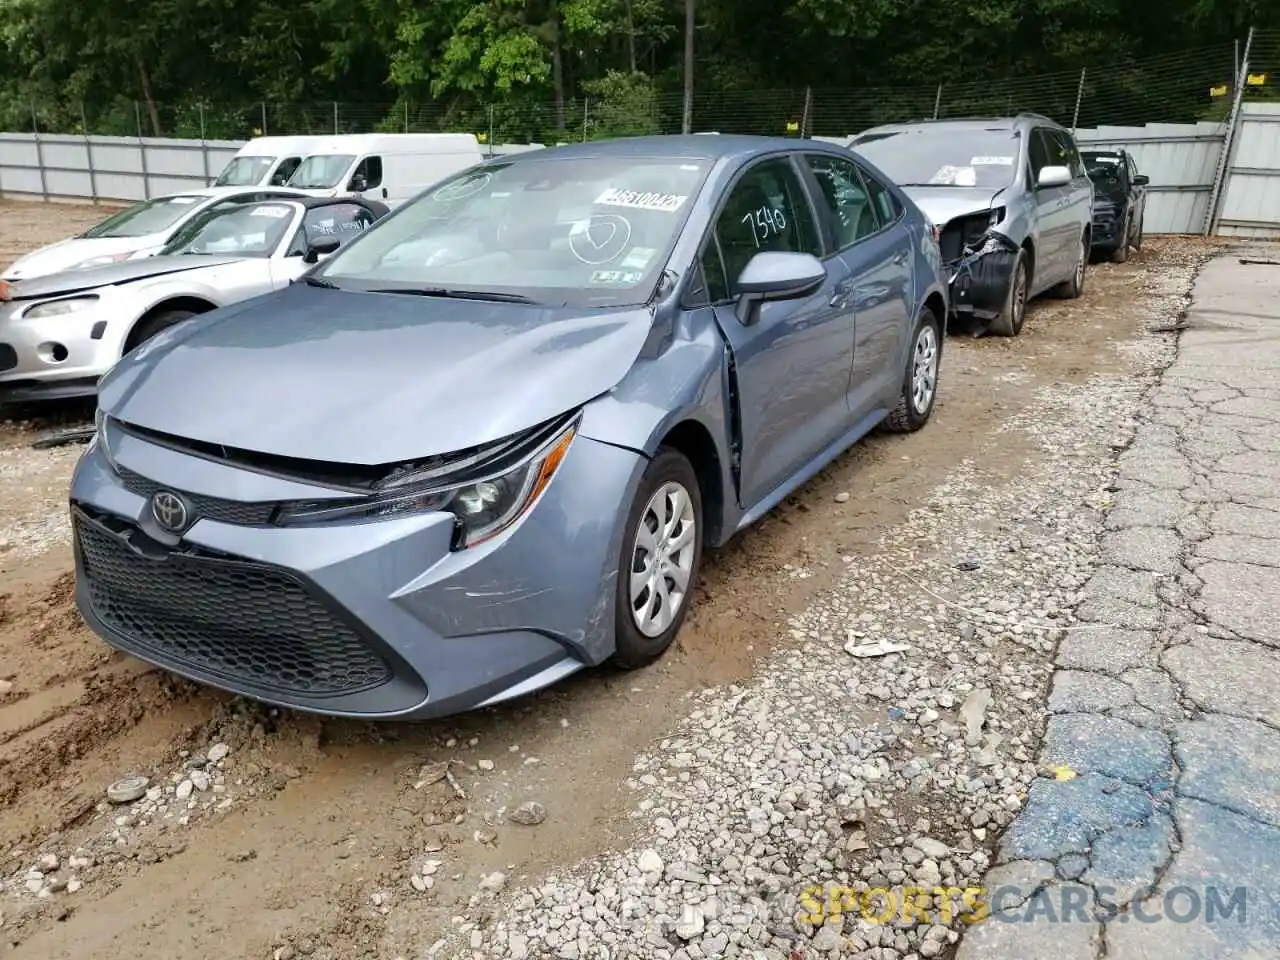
[24, 295, 99, 319]
[275, 419, 577, 548]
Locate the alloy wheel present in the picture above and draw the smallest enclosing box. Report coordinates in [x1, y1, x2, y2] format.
[911, 323, 938, 414]
[630, 481, 697, 637]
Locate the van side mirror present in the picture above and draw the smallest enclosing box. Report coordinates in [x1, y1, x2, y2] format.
[303, 236, 341, 263]
[1036, 165, 1071, 189]
[732, 251, 826, 326]
[1133, 174, 1150, 186]
[349, 174, 368, 192]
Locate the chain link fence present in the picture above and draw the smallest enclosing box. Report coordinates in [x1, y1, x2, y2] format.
[8, 31, 1277, 145]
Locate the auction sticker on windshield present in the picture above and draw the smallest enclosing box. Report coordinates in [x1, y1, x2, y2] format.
[591, 269, 643, 285]
[971, 156, 1014, 165]
[620, 247, 656, 269]
[594, 188, 687, 212]
[250, 206, 291, 218]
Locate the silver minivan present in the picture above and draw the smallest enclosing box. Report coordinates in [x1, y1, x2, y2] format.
[849, 113, 1094, 337]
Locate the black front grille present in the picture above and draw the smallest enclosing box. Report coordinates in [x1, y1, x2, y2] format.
[75, 511, 393, 698]
[0, 344, 16, 372]
[117, 465, 276, 526]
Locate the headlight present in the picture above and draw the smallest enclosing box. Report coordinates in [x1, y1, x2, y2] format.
[23, 295, 99, 319]
[275, 419, 578, 548]
[72, 253, 132, 269]
[93, 408, 118, 470]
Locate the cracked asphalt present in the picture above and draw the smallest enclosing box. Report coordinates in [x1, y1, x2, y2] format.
[957, 247, 1280, 960]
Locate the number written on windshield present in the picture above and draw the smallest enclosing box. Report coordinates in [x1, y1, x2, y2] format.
[742, 206, 787, 247]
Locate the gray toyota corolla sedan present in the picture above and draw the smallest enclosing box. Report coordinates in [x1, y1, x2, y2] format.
[71, 135, 949, 721]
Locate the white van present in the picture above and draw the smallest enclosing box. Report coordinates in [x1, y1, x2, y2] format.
[214, 136, 328, 188]
[284, 134, 484, 206]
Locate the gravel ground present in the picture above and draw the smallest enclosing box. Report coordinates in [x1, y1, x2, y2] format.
[0, 196, 1226, 960]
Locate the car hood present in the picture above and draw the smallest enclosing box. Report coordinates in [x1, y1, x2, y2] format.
[7, 255, 248, 300]
[901, 187, 1006, 227]
[2, 235, 162, 281]
[98, 284, 657, 466]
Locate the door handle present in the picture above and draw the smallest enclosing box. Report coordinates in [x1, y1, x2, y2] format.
[892, 250, 908, 265]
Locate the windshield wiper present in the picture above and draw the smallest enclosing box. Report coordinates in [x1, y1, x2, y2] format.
[303, 276, 339, 289]
[366, 287, 536, 304]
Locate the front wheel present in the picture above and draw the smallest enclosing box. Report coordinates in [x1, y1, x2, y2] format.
[610, 449, 704, 669]
[124, 308, 196, 355]
[988, 250, 1028, 337]
[1110, 214, 1131, 263]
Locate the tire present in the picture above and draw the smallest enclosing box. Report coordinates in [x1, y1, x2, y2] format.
[1052, 233, 1087, 299]
[124, 308, 197, 355]
[611, 448, 704, 669]
[1109, 213, 1130, 263]
[988, 249, 1028, 337]
[1133, 213, 1144, 251]
[883, 305, 942, 433]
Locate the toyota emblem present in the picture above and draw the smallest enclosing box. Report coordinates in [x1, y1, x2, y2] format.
[150, 490, 190, 533]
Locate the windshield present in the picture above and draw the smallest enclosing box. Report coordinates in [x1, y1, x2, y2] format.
[852, 128, 1021, 189]
[289, 154, 356, 189]
[1082, 152, 1124, 187]
[160, 202, 297, 257]
[215, 156, 274, 186]
[81, 195, 207, 239]
[315, 156, 710, 307]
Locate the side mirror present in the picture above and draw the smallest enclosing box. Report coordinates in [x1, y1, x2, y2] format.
[349, 175, 368, 193]
[1133, 174, 1150, 186]
[732, 251, 826, 326]
[303, 236, 341, 263]
[1036, 165, 1071, 189]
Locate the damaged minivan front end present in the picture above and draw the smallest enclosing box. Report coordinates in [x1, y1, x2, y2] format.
[944, 216, 1020, 322]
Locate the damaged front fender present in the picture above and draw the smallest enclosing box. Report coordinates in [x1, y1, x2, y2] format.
[948, 231, 1019, 320]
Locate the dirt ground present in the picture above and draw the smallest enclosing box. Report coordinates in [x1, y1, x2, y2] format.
[0, 196, 1223, 958]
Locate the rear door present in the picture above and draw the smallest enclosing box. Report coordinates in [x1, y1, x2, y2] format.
[702, 154, 857, 509]
[802, 152, 914, 417]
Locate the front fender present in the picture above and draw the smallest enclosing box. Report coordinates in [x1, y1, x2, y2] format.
[104, 277, 226, 355]
[577, 308, 738, 544]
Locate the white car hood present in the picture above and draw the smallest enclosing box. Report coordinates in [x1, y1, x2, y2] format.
[3, 234, 164, 282]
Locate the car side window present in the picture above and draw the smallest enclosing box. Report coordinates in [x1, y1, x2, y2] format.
[271, 157, 302, 187]
[350, 156, 383, 190]
[287, 203, 377, 257]
[709, 157, 822, 299]
[697, 239, 731, 304]
[1060, 133, 1087, 178]
[856, 163, 899, 227]
[805, 154, 879, 250]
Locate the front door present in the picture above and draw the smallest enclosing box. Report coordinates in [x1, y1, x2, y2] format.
[704, 155, 856, 510]
[1028, 127, 1070, 289]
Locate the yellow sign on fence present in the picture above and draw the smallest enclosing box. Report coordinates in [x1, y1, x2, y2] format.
[1209, 84, 1229, 97]
[1247, 72, 1267, 86]
[786, 120, 799, 133]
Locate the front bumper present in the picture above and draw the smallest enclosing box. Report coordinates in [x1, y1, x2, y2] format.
[0, 299, 119, 399]
[1091, 212, 1122, 249]
[69, 428, 646, 721]
[946, 234, 1019, 321]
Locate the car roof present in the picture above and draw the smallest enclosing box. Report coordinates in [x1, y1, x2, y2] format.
[487, 134, 837, 165]
[855, 114, 1060, 137]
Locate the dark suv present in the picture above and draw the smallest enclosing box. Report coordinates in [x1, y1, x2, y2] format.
[1082, 148, 1149, 263]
